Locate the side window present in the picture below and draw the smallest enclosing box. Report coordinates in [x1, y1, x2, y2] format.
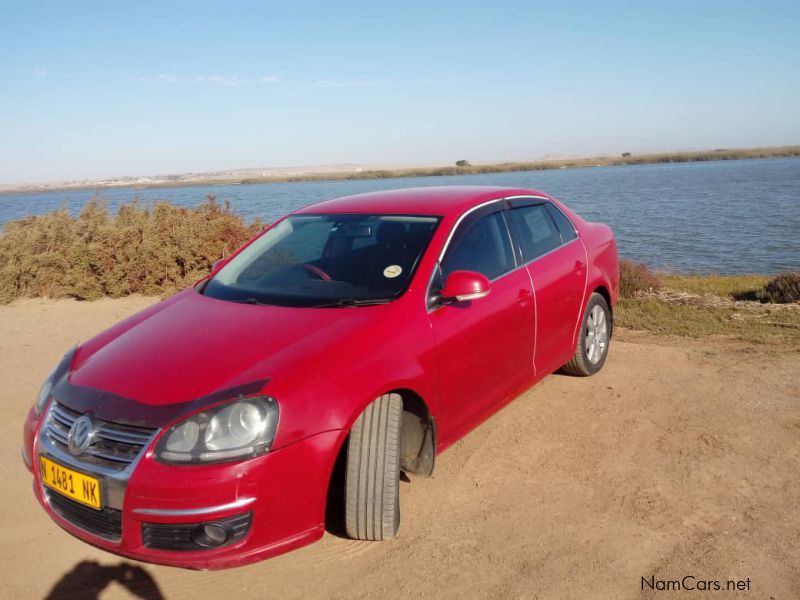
[441, 211, 515, 280]
[546, 203, 577, 242]
[508, 204, 562, 262]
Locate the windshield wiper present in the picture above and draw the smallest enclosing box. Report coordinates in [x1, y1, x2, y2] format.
[236, 297, 270, 306]
[310, 298, 392, 308]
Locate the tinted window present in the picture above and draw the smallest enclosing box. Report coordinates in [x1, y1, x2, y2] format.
[441, 211, 514, 280]
[203, 214, 439, 307]
[508, 204, 562, 261]
[546, 203, 577, 242]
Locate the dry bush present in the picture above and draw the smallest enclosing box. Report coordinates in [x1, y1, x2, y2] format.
[757, 272, 800, 304]
[0, 196, 262, 303]
[619, 260, 661, 299]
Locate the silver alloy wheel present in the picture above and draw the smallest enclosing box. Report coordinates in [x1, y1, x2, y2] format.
[585, 304, 608, 364]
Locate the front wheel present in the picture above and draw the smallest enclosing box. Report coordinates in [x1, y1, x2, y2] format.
[562, 292, 611, 376]
[344, 393, 402, 540]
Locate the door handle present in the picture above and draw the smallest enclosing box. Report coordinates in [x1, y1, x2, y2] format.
[574, 260, 585, 273]
[517, 288, 533, 306]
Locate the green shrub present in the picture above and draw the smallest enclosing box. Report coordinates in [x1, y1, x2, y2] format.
[0, 196, 262, 303]
[757, 272, 800, 304]
[619, 260, 661, 299]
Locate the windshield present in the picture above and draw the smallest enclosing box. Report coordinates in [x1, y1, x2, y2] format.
[202, 213, 440, 307]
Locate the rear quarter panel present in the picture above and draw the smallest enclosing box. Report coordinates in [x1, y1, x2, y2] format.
[550, 199, 619, 305]
[581, 222, 620, 308]
[550, 200, 619, 350]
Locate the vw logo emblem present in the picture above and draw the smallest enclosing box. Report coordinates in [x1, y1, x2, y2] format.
[67, 415, 95, 456]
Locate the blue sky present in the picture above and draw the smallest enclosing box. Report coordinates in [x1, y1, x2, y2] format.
[1, 0, 799, 183]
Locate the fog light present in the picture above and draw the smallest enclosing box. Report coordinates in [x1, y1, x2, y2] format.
[142, 511, 252, 550]
[192, 523, 228, 547]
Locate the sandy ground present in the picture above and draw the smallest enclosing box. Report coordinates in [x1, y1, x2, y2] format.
[1, 297, 798, 599]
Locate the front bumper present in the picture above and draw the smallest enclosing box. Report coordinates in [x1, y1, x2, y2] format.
[24, 406, 341, 569]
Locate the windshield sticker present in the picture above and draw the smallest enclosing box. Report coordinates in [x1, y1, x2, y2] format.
[383, 265, 403, 279]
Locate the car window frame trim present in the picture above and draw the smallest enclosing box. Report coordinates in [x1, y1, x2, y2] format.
[503, 196, 581, 269]
[436, 197, 519, 275]
[426, 195, 582, 311]
[427, 197, 511, 312]
[544, 202, 579, 244]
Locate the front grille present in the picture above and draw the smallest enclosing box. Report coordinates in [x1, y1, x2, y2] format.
[142, 512, 252, 551]
[45, 402, 157, 471]
[46, 490, 122, 541]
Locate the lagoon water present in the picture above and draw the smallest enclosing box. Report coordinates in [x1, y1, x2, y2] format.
[2, 157, 798, 274]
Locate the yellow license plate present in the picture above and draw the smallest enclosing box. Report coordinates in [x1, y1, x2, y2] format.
[39, 456, 102, 510]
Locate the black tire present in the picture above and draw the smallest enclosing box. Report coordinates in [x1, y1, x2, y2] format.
[344, 393, 402, 540]
[562, 292, 612, 377]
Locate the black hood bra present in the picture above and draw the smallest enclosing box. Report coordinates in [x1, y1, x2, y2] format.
[51, 376, 270, 429]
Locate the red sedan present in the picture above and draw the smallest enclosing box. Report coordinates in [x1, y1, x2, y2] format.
[22, 186, 619, 569]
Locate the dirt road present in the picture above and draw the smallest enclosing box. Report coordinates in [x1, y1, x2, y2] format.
[1, 297, 798, 599]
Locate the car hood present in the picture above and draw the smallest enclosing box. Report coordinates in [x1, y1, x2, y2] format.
[67, 289, 378, 412]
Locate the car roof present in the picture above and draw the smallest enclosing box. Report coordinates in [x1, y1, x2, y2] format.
[293, 185, 551, 217]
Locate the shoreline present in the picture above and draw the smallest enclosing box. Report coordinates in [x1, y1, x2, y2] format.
[2, 145, 799, 196]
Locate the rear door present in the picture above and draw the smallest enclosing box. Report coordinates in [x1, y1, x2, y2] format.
[506, 199, 586, 375]
[427, 203, 536, 446]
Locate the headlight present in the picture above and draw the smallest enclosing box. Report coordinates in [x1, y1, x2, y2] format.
[34, 346, 77, 417]
[156, 397, 279, 464]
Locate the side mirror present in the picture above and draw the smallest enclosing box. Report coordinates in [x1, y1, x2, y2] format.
[440, 270, 491, 303]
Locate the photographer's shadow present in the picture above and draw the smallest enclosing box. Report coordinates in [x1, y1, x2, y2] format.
[46, 560, 163, 600]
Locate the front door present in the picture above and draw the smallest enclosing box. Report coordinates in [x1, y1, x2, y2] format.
[427, 207, 536, 448]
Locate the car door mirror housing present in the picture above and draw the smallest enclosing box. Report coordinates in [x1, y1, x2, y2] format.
[440, 270, 491, 302]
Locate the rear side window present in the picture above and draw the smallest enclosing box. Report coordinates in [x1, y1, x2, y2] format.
[508, 204, 563, 261]
[441, 212, 515, 280]
[546, 203, 577, 242]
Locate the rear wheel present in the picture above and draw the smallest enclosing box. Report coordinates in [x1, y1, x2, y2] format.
[562, 292, 611, 376]
[344, 393, 402, 540]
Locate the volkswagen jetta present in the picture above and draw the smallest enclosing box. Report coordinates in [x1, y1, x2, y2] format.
[22, 186, 619, 569]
